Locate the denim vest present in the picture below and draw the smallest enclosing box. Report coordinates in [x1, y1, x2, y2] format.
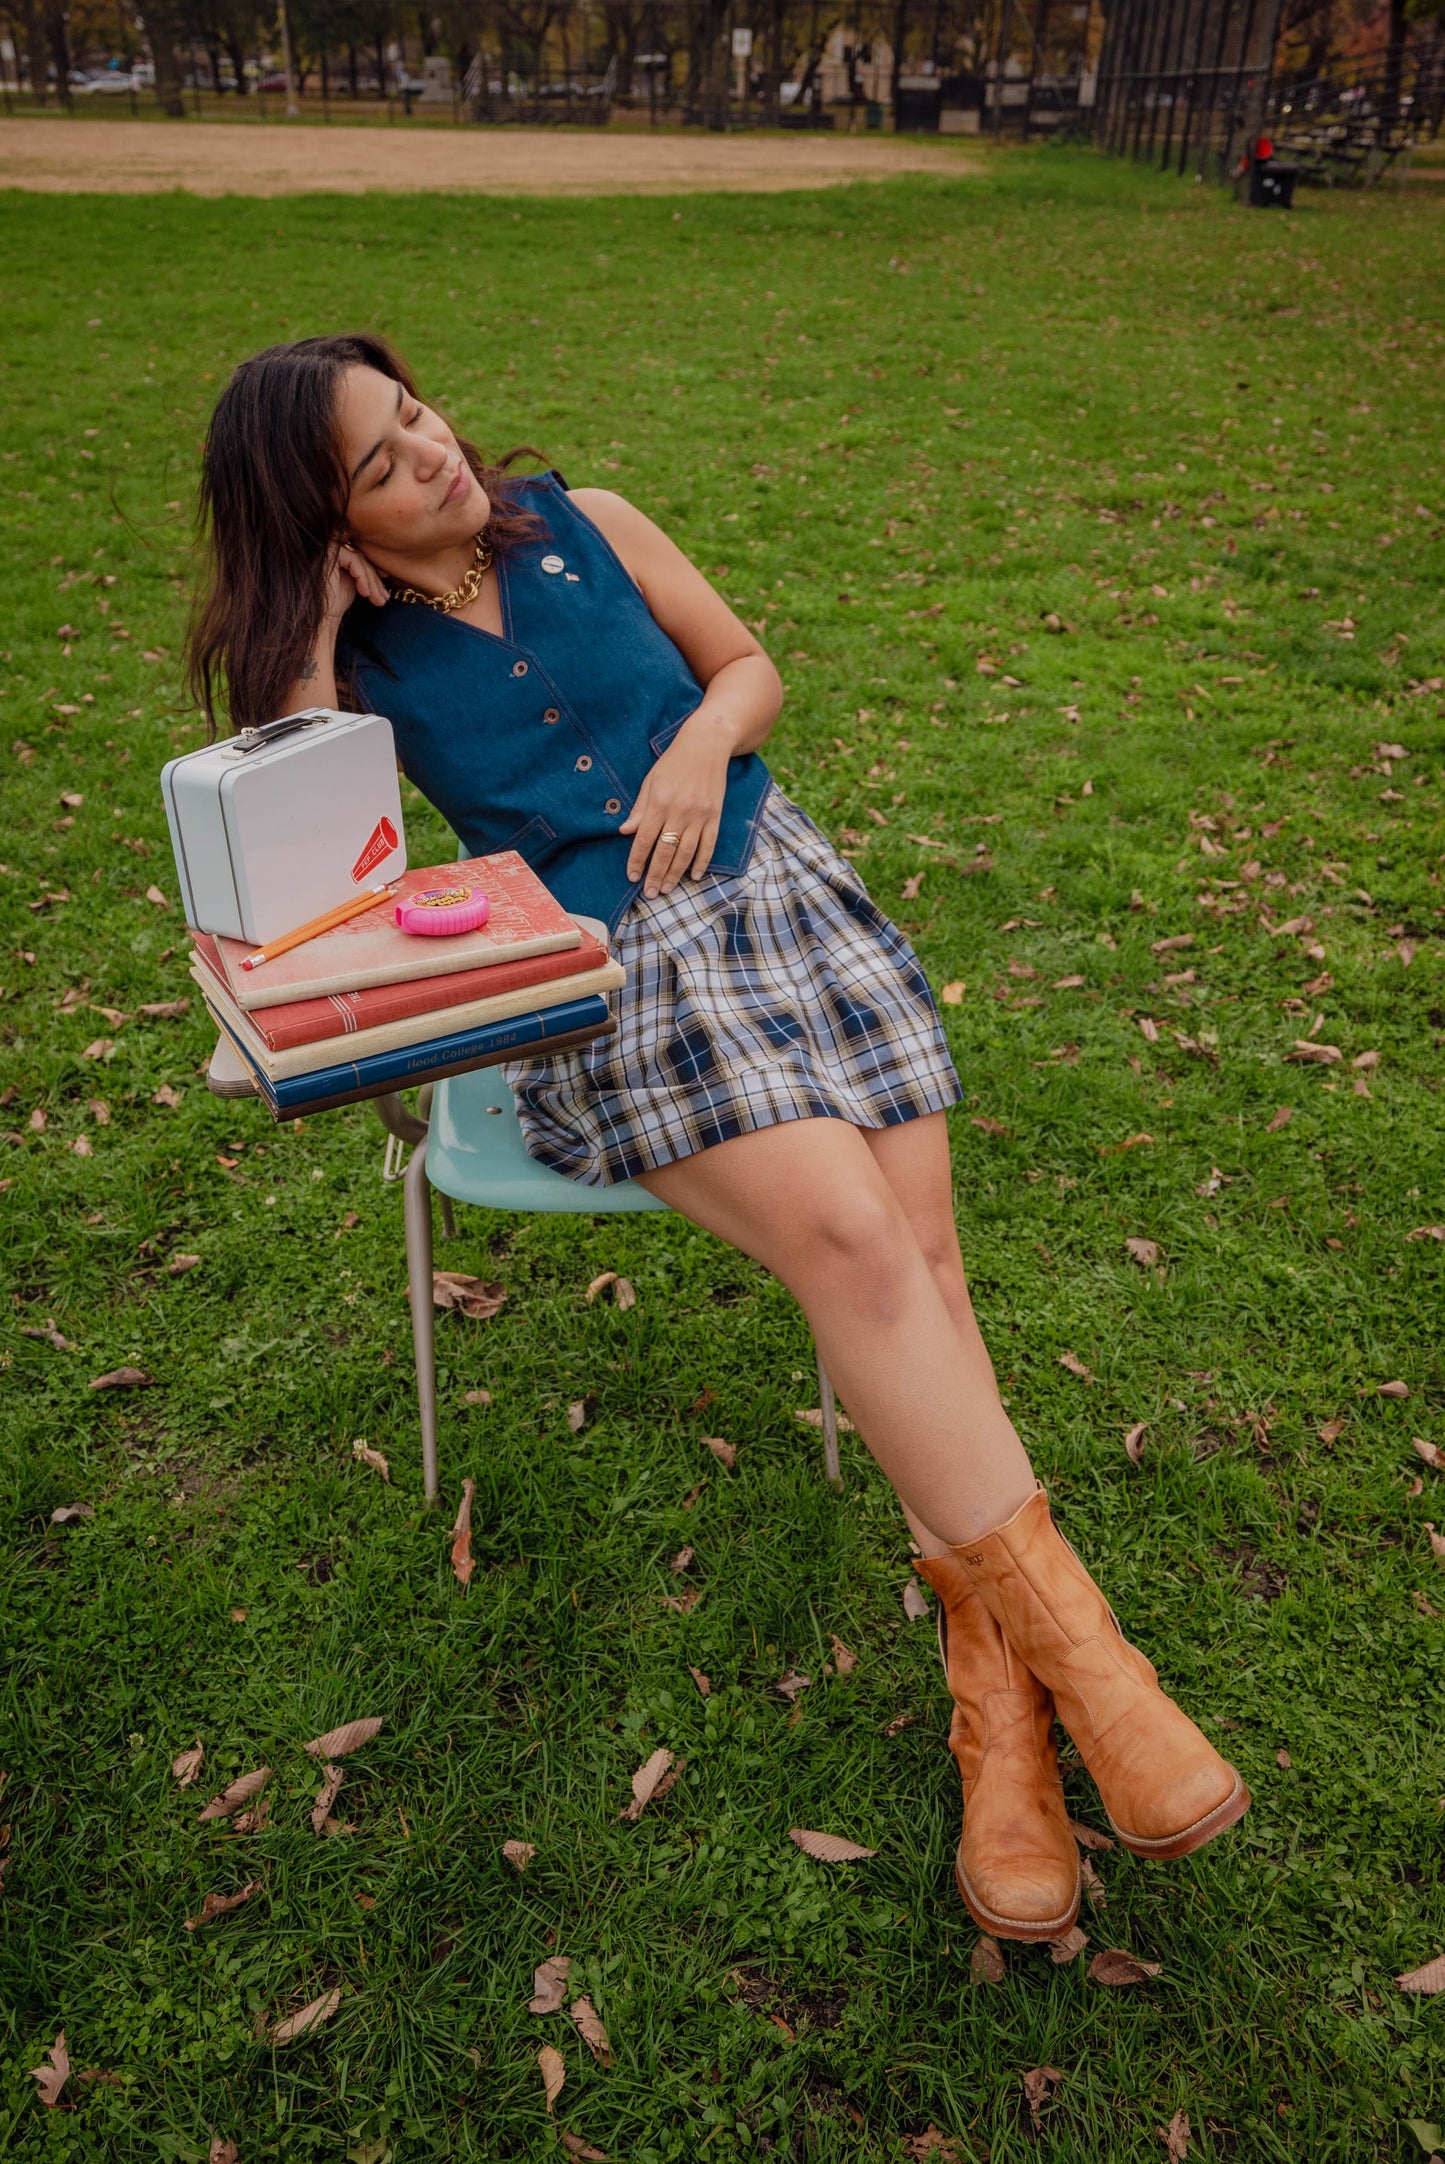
[341, 473, 774, 936]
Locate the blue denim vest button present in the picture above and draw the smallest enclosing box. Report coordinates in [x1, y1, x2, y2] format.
[603, 797, 621, 815]
[575, 756, 592, 772]
[543, 707, 560, 724]
[512, 660, 529, 678]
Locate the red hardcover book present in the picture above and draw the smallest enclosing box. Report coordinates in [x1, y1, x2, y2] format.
[192, 925, 609, 1054]
[198, 852, 583, 1012]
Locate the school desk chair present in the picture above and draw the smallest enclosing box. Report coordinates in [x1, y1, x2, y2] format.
[207, 1033, 844, 1505]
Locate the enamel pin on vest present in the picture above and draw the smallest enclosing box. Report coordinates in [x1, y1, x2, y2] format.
[541, 554, 565, 574]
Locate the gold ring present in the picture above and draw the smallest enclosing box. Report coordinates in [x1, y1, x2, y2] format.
[660, 831, 681, 847]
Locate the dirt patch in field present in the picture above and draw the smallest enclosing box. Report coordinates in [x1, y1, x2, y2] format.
[0, 116, 978, 197]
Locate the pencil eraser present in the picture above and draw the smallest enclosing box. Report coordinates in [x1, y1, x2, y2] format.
[394, 883, 490, 937]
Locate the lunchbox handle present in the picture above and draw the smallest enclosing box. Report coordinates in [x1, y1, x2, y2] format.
[233, 707, 336, 754]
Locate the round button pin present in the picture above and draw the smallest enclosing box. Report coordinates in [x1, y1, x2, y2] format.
[541, 554, 565, 575]
[575, 755, 593, 772]
[512, 660, 529, 677]
[604, 798, 621, 815]
[543, 707, 560, 724]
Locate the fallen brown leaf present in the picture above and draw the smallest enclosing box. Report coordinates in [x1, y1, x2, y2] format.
[140, 998, 190, 1020]
[1049, 1924, 1089, 1963]
[21, 1318, 75, 1351]
[619, 1745, 677, 1823]
[529, 1953, 572, 2014]
[1427, 1524, 1445, 1564]
[450, 1478, 475, 1587]
[171, 1738, 205, 1788]
[701, 1435, 736, 1469]
[1317, 1417, 1346, 1444]
[1069, 1818, 1116, 1852]
[50, 1502, 95, 1524]
[198, 1766, 271, 1823]
[1286, 1040, 1342, 1065]
[795, 1406, 856, 1432]
[1081, 1857, 1108, 1907]
[788, 1828, 877, 1862]
[659, 1586, 703, 1613]
[29, 2031, 69, 2109]
[502, 1839, 535, 1871]
[430, 1270, 507, 1321]
[1123, 1421, 1147, 1465]
[1052, 974, 1087, 991]
[1088, 1948, 1162, 1986]
[569, 1995, 613, 2066]
[1022, 2066, 1064, 2124]
[689, 1665, 712, 1696]
[971, 1114, 1010, 1137]
[970, 1933, 1005, 1983]
[144, 884, 169, 908]
[559, 2132, 608, 2161]
[1138, 1015, 1160, 1044]
[210, 2140, 240, 2164]
[89, 1366, 153, 1390]
[1059, 1351, 1092, 1381]
[305, 1718, 383, 1760]
[311, 1764, 344, 1836]
[185, 1878, 262, 1931]
[1151, 934, 1193, 955]
[1102, 1132, 1154, 1153]
[152, 1083, 182, 1108]
[903, 1575, 930, 1621]
[167, 1253, 201, 1275]
[231, 1797, 270, 1835]
[567, 1400, 589, 1433]
[1266, 1105, 1293, 1133]
[1276, 1748, 1292, 1769]
[1378, 1380, 1410, 1399]
[81, 1037, 116, 1060]
[776, 1669, 812, 1700]
[670, 1544, 694, 1574]
[538, 2042, 566, 2112]
[270, 1986, 343, 2045]
[463, 1386, 492, 1406]
[940, 980, 965, 1004]
[351, 1439, 390, 1481]
[828, 1633, 858, 1675]
[1125, 1237, 1160, 1268]
[1395, 1952, 1445, 1993]
[881, 1710, 917, 1737]
[1159, 2106, 1191, 2162]
[902, 2127, 971, 2162]
[1414, 1438, 1444, 1470]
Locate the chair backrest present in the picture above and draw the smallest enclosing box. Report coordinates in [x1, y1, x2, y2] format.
[426, 1062, 669, 1214]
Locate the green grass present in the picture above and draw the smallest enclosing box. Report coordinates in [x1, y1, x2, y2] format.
[2, 146, 1444, 2163]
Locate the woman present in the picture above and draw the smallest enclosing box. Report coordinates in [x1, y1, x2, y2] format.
[188, 333, 1249, 1944]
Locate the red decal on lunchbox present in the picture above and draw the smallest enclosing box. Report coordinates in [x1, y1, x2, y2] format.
[351, 815, 399, 883]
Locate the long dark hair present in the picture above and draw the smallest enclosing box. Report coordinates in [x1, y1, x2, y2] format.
[186, 333, 545, 737]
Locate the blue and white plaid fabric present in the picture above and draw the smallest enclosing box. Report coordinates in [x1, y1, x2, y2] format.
[502, 785, 963, 1187]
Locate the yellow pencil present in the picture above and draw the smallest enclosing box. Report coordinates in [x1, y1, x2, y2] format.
[240, 883, 395, 970]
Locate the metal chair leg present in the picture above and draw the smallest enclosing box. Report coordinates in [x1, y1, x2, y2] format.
[403, 1128, 440, 1506]
[439, 1194, 458, 1241]
[815, 1345, 841, 1487]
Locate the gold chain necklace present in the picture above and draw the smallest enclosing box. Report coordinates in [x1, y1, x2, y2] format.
[391, 529, 494, 614]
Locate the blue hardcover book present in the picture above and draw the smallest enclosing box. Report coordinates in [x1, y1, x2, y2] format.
[208, 993, 613, 1114]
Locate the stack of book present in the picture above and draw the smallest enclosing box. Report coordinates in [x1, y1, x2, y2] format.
[191, 852, 623, 1118]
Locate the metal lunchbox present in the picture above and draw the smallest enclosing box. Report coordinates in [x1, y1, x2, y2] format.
[161, 708, 407, 945]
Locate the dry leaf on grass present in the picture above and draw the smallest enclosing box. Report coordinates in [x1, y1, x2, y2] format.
[450, 1478, 475, 1587]
[1276, 1747, 1293, 1769]
[1159, 2107, 1191, 2161]
[1406, 1225, 1445, 1243]
[167, 1253, 201, 1275]
[305, 1718, 382, 1760]
[185, 1878, 262, 1931]
[1123, 1421, 1148, 1465]
[1287, 1040, 1343, 1065]
[464, 1387, 492, 1406]
[171, 1739, 205, 1788]
[152, 1083, 182, 1108]
[776, 1670, 812, 1700]
[1395, 1952, 1445, 1993]
[659, 1587, 703, 1614]
[1125, 1237, 1160, 1268]
[1049, 1924, 1089, 1963]
[689, 1665, 712, 1696]
[1426, 1524, 1445, 1564]
[1414, 1439, 1443, 1470]
[970, 1933, 1005, 1983]
[559, 2133, 608, 2161]
[1059, 1351, 1092, 1381]
[1138, 1016, 1160, 1044]
[50, 1502, 95, 1524]
[430, 1271, 507, 1321]
[903, 1575, 930, 1621]
[1081, 1857, 1107, 1907]
[619, 1746, 680, 1822]
[795, 1406, 856, 1432]
[210, 2140, 240, 2164]
[701, 1436, 735, 1469]
[1088, 1948, 1162, 1986]
[1022, 2067, 1064, 2124]
[270, 1986, 342, 2045]
[567, 1401, 590, 1433]
[971, 1114, 1010, 1137]
[1265, 1105, 1294, 1133]
[538, 2043, 566, 2113]
[1318, 1417, 1346, 1444]
[351, 1439, 391, 1482]
[311, 1764, 344, 1836]
[585, 1272, 636, 1310]
[89, 1366, 153, 1390]
[529, 1954, 572, 2014]
[1069, 1818, 1115, 1851]
[788, 1828, 876, 1862]
[1378, 1380, 1410, 1399]
[29, 2032, 69, 2109]
[670, 1544, 694, 1574]
[198, 1766, 271, 1823]
[502, 1839, 535, 1872]
[232, 1798, 270, 1835]
[569, 1996, 613, 2066]
[827, 1633, 858, 1675]
[940, 981, 965, 1005]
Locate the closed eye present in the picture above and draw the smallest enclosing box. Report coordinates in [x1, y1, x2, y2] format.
[374, 406, 425, 487]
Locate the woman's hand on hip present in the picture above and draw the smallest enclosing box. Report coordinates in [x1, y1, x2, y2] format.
[619, 716, 732, 898]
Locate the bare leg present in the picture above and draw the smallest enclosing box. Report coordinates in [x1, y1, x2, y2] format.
[637, 1115, 1035, 1545]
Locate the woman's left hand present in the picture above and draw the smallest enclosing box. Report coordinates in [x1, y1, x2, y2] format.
[619, 715, 732, 899]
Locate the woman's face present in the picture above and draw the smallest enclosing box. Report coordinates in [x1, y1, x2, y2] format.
[333, 364, 489, 569]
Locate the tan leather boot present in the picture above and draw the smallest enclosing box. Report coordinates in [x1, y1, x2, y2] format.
[915, 1552, 1081, 1939]
[952, 1485, 1249, 1860]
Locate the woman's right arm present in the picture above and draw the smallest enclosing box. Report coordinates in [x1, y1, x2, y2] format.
[279, 543, 389, 718]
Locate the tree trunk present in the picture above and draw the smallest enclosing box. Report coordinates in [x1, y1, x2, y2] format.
[45, 0, 70, 104]
[1382, 0, 1407, 127]
[24, 0, 49, 101]
[225, 33, 249, 90]
[141, 5, 188, 115]
[889, 0, 908, 116]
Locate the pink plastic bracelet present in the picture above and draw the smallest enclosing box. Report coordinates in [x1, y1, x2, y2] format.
[394, 882, 491, 937]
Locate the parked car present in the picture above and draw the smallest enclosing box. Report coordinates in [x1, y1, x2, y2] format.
[71, 65, 140, 94]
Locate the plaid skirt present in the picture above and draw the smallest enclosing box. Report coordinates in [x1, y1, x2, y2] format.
[501, 785, 963, 1187]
